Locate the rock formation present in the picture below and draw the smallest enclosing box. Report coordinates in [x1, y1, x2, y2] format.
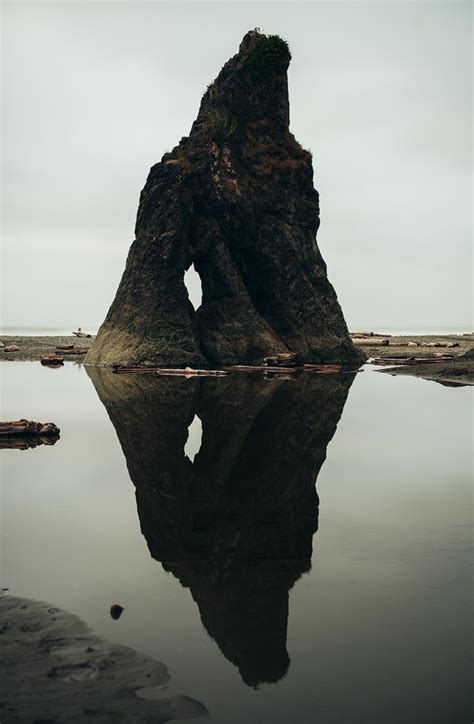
[88, 369, 355, 686]
[86, 31, 363, 368]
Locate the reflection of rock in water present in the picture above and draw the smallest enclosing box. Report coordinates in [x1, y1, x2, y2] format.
[89, 370, 354, 687]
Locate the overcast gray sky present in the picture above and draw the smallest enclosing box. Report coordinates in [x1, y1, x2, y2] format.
[2, 0, 472, 332]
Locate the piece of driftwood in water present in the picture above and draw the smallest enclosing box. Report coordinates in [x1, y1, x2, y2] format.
[262, 352, 299, 367]
[72, 330, 92, 338]
[56, 344, 75, 350]
[61, 348, 89, 355]
[224, 364, 300, 374]
[113, 366, 229, 377]
[372, 355, 458, 366]
[225, 365, 266, 373]
[303, 364, 342, 372]
[157, 368, 229, 377]
[0, 420, 60, 437]
[352, 338, 390, 346]
[261, 366, 299, 373]
[3, 344, 19, 352]
[41, 356, 64, 366]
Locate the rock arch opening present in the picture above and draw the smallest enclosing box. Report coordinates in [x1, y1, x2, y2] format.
[184, 264, 203, 311]
[184, 414, 203, 463]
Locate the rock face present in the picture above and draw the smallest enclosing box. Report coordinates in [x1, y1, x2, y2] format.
[86, 31, 363, 368]
[0, 594, 207, 723]
[88, 369, 355, 686]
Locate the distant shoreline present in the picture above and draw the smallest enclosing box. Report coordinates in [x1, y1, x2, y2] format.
[1, 328, 471, 338]
[0, 333, 472, 364]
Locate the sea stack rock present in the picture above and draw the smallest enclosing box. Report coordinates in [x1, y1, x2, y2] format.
[86, 31, 362, 367]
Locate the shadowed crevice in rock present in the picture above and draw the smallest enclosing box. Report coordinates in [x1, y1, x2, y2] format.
[86, 31, 364, 368]
[88, 368, 354, 686]
[0, 594, 208, 723]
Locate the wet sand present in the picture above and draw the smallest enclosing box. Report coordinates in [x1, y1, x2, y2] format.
[0, 335, 94, 361]
[0, 593, 207, 723]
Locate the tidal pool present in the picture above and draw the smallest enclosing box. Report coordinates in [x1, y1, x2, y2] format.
[0, 362, 471, 723]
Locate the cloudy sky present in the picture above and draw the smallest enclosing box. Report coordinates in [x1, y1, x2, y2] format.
[2, 0, 472, 332]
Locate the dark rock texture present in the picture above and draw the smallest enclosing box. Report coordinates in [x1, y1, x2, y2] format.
[0, 594, 207, 723]
[88, 368, 355, 686]
[86, 31, 363, 368]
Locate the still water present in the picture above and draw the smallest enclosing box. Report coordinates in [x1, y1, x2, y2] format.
[0, 362, 471, 723]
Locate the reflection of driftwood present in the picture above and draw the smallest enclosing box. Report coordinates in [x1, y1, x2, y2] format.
[41, 356, 64, 366]
[0, 435, 59, 450]
[353, 338, 389, 346]
[157, 368, 228, 377]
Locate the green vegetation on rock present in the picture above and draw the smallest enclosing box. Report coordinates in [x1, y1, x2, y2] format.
[206, 108, 238, 143]
[246, 35, 292, 77]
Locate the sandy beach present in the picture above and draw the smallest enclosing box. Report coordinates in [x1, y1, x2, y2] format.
[1, 333, 472, 385]
[0, 333, 472, 361]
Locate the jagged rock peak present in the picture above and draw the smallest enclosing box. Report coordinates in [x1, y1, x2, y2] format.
[86, 31, 364, 368]
[191, 30, 292, 137]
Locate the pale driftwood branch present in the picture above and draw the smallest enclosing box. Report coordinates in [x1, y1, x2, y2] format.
[72, 330, 92, 338]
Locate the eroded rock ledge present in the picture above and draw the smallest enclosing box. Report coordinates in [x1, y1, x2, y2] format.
[86, 31, 362, 368]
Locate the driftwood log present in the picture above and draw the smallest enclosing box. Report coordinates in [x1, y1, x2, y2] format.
[0, 420, 60, 436]
[262, 352, 299, 367]
[350, 332, 392, 338]
[113, 364, 349, 376]
[372, 356, 458, 366]
[0, 420, 60, 449]
[352, 338, 390, 346]
[113, 367, 229, 377]
[420, 341, 459, 348]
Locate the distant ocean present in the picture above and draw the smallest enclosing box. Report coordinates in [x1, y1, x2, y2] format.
[0, 325, 471, 337]
[0, 327, 99, 336]
[350, 325, 472, 336]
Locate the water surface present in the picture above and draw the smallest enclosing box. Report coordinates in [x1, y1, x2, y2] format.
[0, 362, 471, 723]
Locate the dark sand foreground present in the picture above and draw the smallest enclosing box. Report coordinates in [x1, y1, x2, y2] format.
[0, 594, 207, 724]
